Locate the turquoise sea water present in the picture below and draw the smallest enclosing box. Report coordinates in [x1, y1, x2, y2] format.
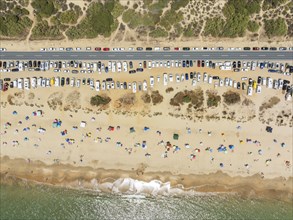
[0, 183, 292, 220]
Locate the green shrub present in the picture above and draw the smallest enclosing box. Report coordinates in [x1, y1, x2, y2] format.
[222, 91, 241, 105]
[31, 0, 57, 18]
[90, 95, 111, 106]
[247, 20, 259, 32]
[31, 20, 63, 40]
[204, 17, 225, 37]
[171, 0, 189, 11]
[149, 27, 168, 38]
[264, 18, 287, 37]
[160, 10, 183, 31]
[60, 10, 79, 24]
[112, 1, 125, 18]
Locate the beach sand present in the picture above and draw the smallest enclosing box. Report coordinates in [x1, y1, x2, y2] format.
[0, 64, 292, 201]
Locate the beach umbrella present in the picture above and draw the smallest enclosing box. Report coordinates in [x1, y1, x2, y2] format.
[173, 133, 179, 140]
[229, 145, 235, 150]
[144, 127, 150, 132]
[25, 116, 29, 120]
[220, 163, 224, 168]
[12, 111, 17, 115]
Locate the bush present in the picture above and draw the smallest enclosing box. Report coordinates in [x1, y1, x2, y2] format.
[60, 10, 79, 24]
[264, 18, 287, 37]
[222, 91, 241, 105]
[159, 10, 183, 31]
[66, 2, 114, 39]
[112, 1, 125, 18]
[90, 95, 111, 106]
[204, 17, 225, 37]
[149, 27, 168, 38]
[31, 0, 57, 18]
[0, 14, 32, 38]
[247, 20, 259, 32]
[171, 0, 189, 11]
[207, 93, 221, 107]
[31, 20, 63, 40]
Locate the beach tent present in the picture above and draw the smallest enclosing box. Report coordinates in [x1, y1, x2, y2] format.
[108, 126, 114, 131]
[130, 127, 135, 133]
[266, 126, 273, 133]
[80, 121, 87, 128]
[144, 127, 150, 132]
[229, 145, 235, 150]
[173, 134, 179, 140]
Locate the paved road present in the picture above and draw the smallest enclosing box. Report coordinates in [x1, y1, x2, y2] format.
[0, 51, 292, 61]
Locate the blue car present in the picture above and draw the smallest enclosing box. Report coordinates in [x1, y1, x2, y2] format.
[260, 63, 264, 69]
[105, 66, 108, 73]
[182, 60, 186, 67]
[185, 73, 189, 80]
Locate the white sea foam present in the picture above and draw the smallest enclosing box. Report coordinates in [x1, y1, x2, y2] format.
[92, 178, 210, 196]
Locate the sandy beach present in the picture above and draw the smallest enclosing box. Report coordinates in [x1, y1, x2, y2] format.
[0, 63, 292, 201]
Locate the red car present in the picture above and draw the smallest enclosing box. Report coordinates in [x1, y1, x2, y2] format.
[197, 60, 201, 67]
[3, 82, 9, 92]
[253, 47, 260, 51]
[95, 47, 101, 51]
[103, 48, 110, 51]
[174, 47, 180, 51]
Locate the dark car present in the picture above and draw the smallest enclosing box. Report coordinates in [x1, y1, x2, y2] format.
[103, 47, 110, 51]
[237, 61, 241, 68]
[33, 61, 37, 67]
[146, 47, 152, 51]
[212, 63, 216, 69]
[163, 47, 170, 51]
[232, 61, 237, 69]
[190, 72, 194, 79]
[237, 82, 241, 90]
[82, 78, 86, 85]
[183, 47, 190, 51]
[185, 73, 189, 80]
[58, 62, 62, 69]
[3, 83, 9, 92]
[143, 61, 147, 69]
[129, 70, 136, 74]
[197, 60, 201, 67]
[66, 77, 70, 85]
[129, 61, 133, 69]
[3, 61, 7, 68]
[209, 61, 212, 67]
[253, 47, 260, 51]
[105, 67, 109, 73]
[98, 61, 101, 69]
[37, 61, 41, 67]
[136, 68, 144, 72]
[242, 82, 246, 90]
[87, 78, 90, 85]
[106, 78, 113, 82]
[213, 76, 219, 80]
[261, 47, 269, 50]
[10, 81, 14, 88]
[123, 82, 127, 89]
[11, 68, 19, 72]
[4, 78, 11, 81]
[190, 60, 193, 67]
[217, 47, 224, 50]
[61, 77, 65, 87]
[0, 61, 2, 68]
[257, 76, 262, 84]
[79, 62, 82, 68]
[174, 47, 180, 51]
[182, 60, 186, 67]
[28, 61, 32, 67]
[243, 47, 251, 50]
[186, 60, 189, 68]
[201, 60, 205, 67]
[270, 47, 277, 51]
[137, 47, 143, 51]
[248, 78, 253, 86]
[95, 47, 101, 51]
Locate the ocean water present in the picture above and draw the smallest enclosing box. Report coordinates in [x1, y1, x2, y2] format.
[1, 182, 292, 220]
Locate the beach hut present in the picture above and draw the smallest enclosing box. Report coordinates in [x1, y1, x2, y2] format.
[80, 121, 87, 128]
[173, 133, 179, 140]
[130, 127, 135, 133]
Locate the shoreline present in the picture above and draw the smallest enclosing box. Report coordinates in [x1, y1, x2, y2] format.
[1, 156, 292, 203]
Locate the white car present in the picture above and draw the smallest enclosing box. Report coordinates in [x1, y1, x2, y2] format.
[273, 80, 278, 89]
[117, 62, 122, 72]
[278, 79, 283, 89]
[233, 81, 237, 88]
[176, 74, 180, 83]
[169, 74, 173, 82]
[24, 78, 30, 90]
[224, 77, 229, 87]
[123, 61, 128, 72]
[150, 76, 154, 88]
[148, 61, 152, 69]
[197, 73, 201, 82]
[90, 79, 94, 90]
[157, 76, 160, 82]
[111, 82, 115, 89]
[203, 73, 208, 82]
[267, 77, 273, 88]
[192, 79, 197, 86]
[132, 82, 137, 93]
[37, 77, 42, 87]
[229, 78, 233, 87]
[247, 86, 253, 96]
[143, 80, 147, 91]
[262, 77, 267, 86]
[181, 74, 185, 82]
[95, 80, 100, 91]
[17, 78, 23, 89]
[112, 62, 116, 73]
[41, 78, 46, 87]
[70, 78, 75, 87]
[55, 77, 60, 87]
[76, 79, 80, 88]
[208, 76, 213, 84]
[163, 73, 168, 86]
[108, 61, 112, 72]
[128, 82, 131, 90]
[128, 47, 134, 51]
[106, 82, 110, 90]
[31, 77, 37, 89]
